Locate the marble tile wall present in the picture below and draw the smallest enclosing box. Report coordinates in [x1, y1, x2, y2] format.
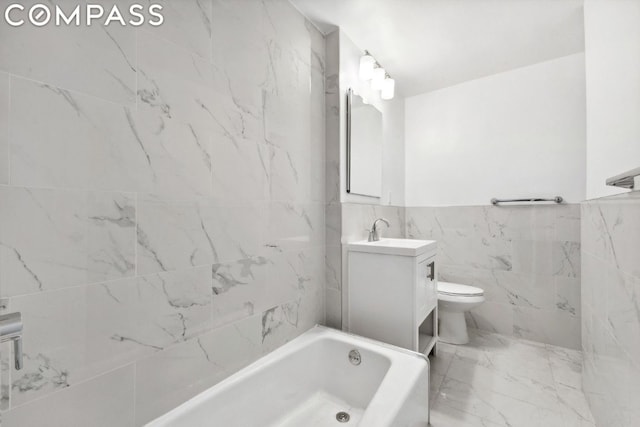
[324, 30, 342, 329]
[0, 1, 325, 425]
[406, 204, 582, 349]
[581, 191, 640, 426]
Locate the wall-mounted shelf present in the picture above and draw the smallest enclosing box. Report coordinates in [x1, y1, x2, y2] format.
[606, 167, 640, 189]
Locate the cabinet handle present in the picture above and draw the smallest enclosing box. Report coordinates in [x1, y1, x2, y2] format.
[426, 261, 435, 281]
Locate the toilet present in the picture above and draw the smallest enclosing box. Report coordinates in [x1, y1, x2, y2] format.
[437, 281, 485, 345]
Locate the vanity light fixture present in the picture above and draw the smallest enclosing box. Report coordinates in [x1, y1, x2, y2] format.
[381, 75, 395, 100]
[371, 67, 386, 91]
[359, 51, 375, 81]
[359, 50, 395, 100]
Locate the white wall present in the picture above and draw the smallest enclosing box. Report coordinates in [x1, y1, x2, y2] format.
[338, 30, 405, 206]
[584, 0, 640, 200]
[405, 53, 586, 207]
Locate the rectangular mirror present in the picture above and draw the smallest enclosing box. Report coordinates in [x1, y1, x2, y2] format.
[347, 88, 383, 197]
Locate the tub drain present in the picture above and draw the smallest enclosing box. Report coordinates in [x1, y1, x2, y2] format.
[336, 411, 350, 423]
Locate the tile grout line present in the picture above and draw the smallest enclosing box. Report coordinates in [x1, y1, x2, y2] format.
[4, 73, 135, 110]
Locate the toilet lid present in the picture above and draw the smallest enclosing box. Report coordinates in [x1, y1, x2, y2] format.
[438, 281, 484, 297]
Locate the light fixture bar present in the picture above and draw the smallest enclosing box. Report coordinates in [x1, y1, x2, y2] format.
[358, 50, 395, 100]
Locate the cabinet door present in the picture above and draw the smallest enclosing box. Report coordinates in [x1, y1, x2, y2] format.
[416, 255, 437, 322]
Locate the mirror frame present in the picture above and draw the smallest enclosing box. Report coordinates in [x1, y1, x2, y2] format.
[346, 88, 353, 193]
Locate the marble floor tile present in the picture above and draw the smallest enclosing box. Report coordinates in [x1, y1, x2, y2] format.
[431, 342, 455, 376]
[430, 373, 445, 404]
[437, 376, 563, 426]
[547, 345, 583, 390]
[429, 330, 594, 427]
[430, 399, 502, 427]
[554, 384, 596, 426]
[446, 353, 559, 409]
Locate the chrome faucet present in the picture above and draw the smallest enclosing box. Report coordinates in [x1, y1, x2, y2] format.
[368, 218, 390, 242]
[0, 312, 23, 370]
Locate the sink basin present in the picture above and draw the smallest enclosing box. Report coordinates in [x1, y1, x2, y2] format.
[347, 238, 437, 257]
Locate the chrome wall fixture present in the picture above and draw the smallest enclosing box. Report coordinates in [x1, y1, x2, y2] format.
[359, 50, 395, 100]
[606, 166, 640, 189]
[491, 196, 564, 205]
[0, 312, 24, 370]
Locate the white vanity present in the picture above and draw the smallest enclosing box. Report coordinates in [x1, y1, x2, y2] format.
[347, 238, 438, 355]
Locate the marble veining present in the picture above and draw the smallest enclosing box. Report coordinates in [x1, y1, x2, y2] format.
[261, 302, 301, 352]
[212, 256, 269, 295]
[0, 21, 136, 105]
[3, 365, 135, 427]
[0, 187, 136, 297]
[134, 314, 262, 425]
[136, 197, 270, 275]
[211, 256, 270, 329]
[10, 78, 150, 192]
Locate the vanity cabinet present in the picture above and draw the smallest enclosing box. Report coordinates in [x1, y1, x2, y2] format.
[347, 239, 438, 355]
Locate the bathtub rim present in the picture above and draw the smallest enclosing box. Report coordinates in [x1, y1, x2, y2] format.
[316, 324, 431, 365]
[146, 324, 430, 427]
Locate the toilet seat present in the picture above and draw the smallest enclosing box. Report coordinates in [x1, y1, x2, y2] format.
[438, 281, 484, 297]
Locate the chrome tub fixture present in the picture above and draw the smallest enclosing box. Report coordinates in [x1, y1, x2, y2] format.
[0, 312, 23, 370]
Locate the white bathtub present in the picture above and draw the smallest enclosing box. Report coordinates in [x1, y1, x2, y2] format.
[146, 326, 430, 427]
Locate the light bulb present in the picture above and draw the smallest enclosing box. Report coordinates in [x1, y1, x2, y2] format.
[371, 67, 386, 90]
[359, 53, 375, 81]
[381, 77, 395, 100]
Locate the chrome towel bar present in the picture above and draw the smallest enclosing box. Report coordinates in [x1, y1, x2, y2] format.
[491, 196, 563, 205]
[606, 166, 640, 189]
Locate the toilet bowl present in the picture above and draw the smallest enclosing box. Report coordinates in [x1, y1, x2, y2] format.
[437, 281, 485, 345]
